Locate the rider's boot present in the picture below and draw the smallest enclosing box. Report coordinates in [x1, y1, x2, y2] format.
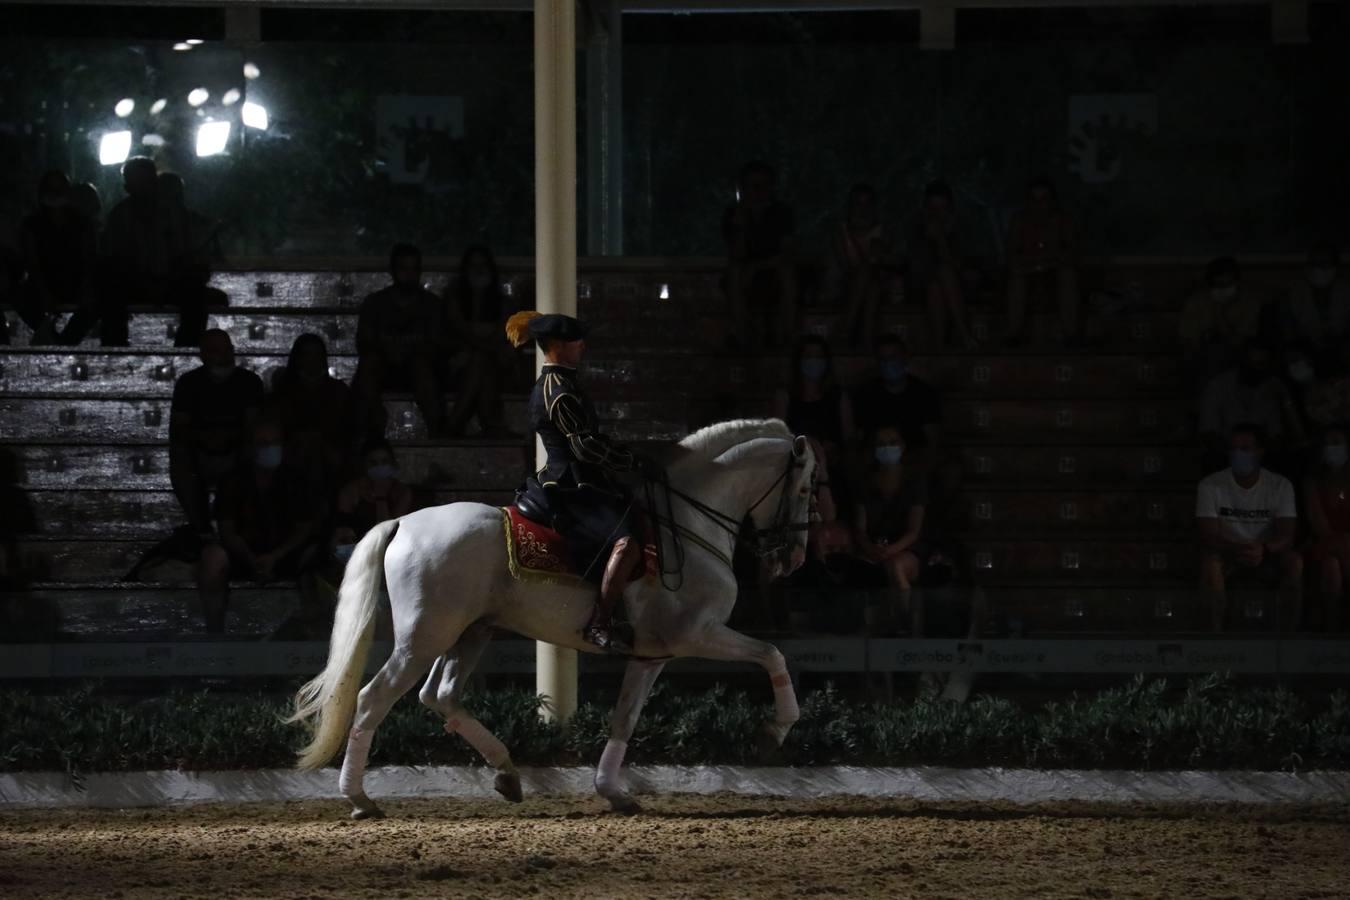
[584, 537, 641, 654]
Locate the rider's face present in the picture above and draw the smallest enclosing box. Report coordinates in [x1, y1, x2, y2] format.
[551, 338, 586, 367]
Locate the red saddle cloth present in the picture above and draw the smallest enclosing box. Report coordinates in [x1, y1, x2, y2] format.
[501, 506, 656, 584]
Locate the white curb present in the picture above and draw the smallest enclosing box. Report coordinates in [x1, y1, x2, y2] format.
[2, 766, 1348, 809]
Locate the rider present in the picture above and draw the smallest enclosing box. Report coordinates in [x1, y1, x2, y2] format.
[506, 310, 656, 654]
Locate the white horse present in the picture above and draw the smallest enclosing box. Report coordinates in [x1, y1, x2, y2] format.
[289, 418, 817, 817]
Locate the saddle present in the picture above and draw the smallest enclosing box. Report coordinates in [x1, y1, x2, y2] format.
[502, 504, 657, 586]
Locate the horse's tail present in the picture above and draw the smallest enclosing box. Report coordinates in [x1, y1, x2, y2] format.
[288, 518, 399, 770]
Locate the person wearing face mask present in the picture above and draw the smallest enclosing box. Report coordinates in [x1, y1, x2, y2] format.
[773, 335, 855, 480]
[440, 244, 518, 438]
[1302, 426, 1350, 633]
[1004, 176, 1080, 348]
[1179, 257, 1266, 383]
[198, 418, 321, 634]
[1198, 340, 1303, 473]
[851, 427, 928, 636]
[353, 243, 446, 439]
[269, 333, 353, 489]
[853, 333, 942, 476]
[331, 439, 414, 563]
[1280, 245, 1349, 352]
[1196, 423, 1301, 633]
[13, 170, 97, 345]
[169, 329, 265, 538]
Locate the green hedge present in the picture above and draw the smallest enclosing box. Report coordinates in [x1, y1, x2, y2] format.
[2, 675, 1348, 776]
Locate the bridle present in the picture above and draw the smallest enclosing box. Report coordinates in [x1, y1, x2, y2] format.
[640, 446, 816, 592]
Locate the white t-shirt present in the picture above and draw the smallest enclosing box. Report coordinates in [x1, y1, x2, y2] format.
[1195, 468, 1296, 544]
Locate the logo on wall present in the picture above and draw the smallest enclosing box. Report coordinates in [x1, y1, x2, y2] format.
[1067, 94, 1158, 185]
[376, 95, 465, 189]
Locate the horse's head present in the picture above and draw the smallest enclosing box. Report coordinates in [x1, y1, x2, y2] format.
[745, 434, 818, 579]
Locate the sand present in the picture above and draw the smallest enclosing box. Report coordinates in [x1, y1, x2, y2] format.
[2, 794, 1348, 899]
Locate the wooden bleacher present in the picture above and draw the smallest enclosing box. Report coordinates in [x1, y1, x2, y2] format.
[0, 259, 1308, 640]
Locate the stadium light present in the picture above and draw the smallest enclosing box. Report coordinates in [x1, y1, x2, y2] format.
[243, 62, 261, 80]
[188, 88, 209, 107]
[222, 88, 241, 106]
[99, 131, 132, 166]
[195, 120, 231, 157]
[242, 101, 269, 131]
[173, 42, 193, 51]
[114, 98, 135, 118]
[149, 98, 167, 115]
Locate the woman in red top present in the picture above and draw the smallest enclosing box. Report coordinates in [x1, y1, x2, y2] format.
[1004, 177, 1081, 347]
[1304, 425, 1350, 632]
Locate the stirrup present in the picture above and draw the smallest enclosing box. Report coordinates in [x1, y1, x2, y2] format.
[583, 615, 634, 656]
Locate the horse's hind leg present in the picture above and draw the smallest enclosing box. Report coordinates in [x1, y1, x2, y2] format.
[341, 646, 438, 819]
[418, 623, 523, 802]
[594, 659, 665, 814]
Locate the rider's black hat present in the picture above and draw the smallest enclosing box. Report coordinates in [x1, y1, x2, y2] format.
[506, 311, 589, 348]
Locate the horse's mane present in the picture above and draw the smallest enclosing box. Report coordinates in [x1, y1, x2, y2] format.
[674, 418, 793, 463]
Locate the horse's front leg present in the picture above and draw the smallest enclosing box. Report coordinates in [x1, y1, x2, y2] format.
[595, 658, 665, 814]
[679, 624, 799, 757]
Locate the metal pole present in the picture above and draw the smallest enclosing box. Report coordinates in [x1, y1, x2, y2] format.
[534, 0, 579, 723]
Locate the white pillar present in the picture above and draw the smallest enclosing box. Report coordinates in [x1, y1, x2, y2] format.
[535, 0, 579, 724]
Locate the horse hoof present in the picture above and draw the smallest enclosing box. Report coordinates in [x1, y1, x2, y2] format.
[756, 726, 783, 764]
[350, 803, 385, 820]
[607, 793, 642, 815]
[494, 772, 524, 803]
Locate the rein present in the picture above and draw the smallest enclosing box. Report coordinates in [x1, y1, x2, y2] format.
[640, 448, 812, 592]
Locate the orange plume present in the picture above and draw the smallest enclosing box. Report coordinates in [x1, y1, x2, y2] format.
[505, 310, 542, 349]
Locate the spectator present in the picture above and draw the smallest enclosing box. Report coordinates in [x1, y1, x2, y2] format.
[198, 418, 322, 633]
[268, 333, 353, 487]
[1198, 340, 1303, 472]
[95, 156, 166, 345]
[910, 180, 977, 350]
[331, 439, 414, 561]
[826, 183, 897, 349]
[1004, 177, 1080, 347]
[442, 244, 518, 437]
[15, 170, 97, 344]
[1280, 244, 1349, 356]
[1303, 342, 1350, 428]
[170, 329, 264, 537]
[723, 160, 798, 349]
[852, 333, 942, 475]
[155, 171, 223, 347]
[353, 243, 445, 439]
[852, 426, 927, 635]
[70, 182, 101, 224]
[1304, 425, 1350, 633]
[773, 334, 856, 478]
[1178, 256, 1264, 383]
[1196, 423, 1301, 633]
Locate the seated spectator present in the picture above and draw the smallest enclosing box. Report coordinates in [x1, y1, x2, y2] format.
[1004, 176, 1080, 347]
[90, 157, 166, 346]
[1198, 340, 1303, 473]
[1303, 426, 1350, 633]
[851, 427, 927, 635]
[1280, 243, 1348, 356]
[354, 243, 445, 439]
[773, 334, 855, 480]
[170, 329, 264, 537]
[909, 180, 977, 349]
[1179, 257, 1264, 385]
[1303, 342, 1350, 428]
[269, 333, 353, 488]
[13, 170, 97, 344]
[826, 184, 898, 349]
[198, 418, 322, 633]
[154, 171, 224, 347]
[441, 244, 518, 437]
[331, 439, 414, 561]
[852, 333, 942, 475]
[1196, 423, 1302, 632]
[723, 160, 798, 349]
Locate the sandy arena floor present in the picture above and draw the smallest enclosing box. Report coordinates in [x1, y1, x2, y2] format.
[2, 794, 1348, 899]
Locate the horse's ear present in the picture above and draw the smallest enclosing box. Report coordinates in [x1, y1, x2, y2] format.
[792, 434, 809, 459]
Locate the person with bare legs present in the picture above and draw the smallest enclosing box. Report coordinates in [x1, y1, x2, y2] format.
[910, 180, 976, 349]
[1303, 426, 1350, 633]
[852, 427, 927, 635]
[1196, 423, 1302, 632]
[1004, 176, 1080, 348]
[828, 184, 897, 350]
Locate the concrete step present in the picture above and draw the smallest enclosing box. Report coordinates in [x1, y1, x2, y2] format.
[6, 586, 301, 638]
[958, 489, 1193, 536]
[966, 538, 1192, 582]
[956, 444, 1199, 485]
